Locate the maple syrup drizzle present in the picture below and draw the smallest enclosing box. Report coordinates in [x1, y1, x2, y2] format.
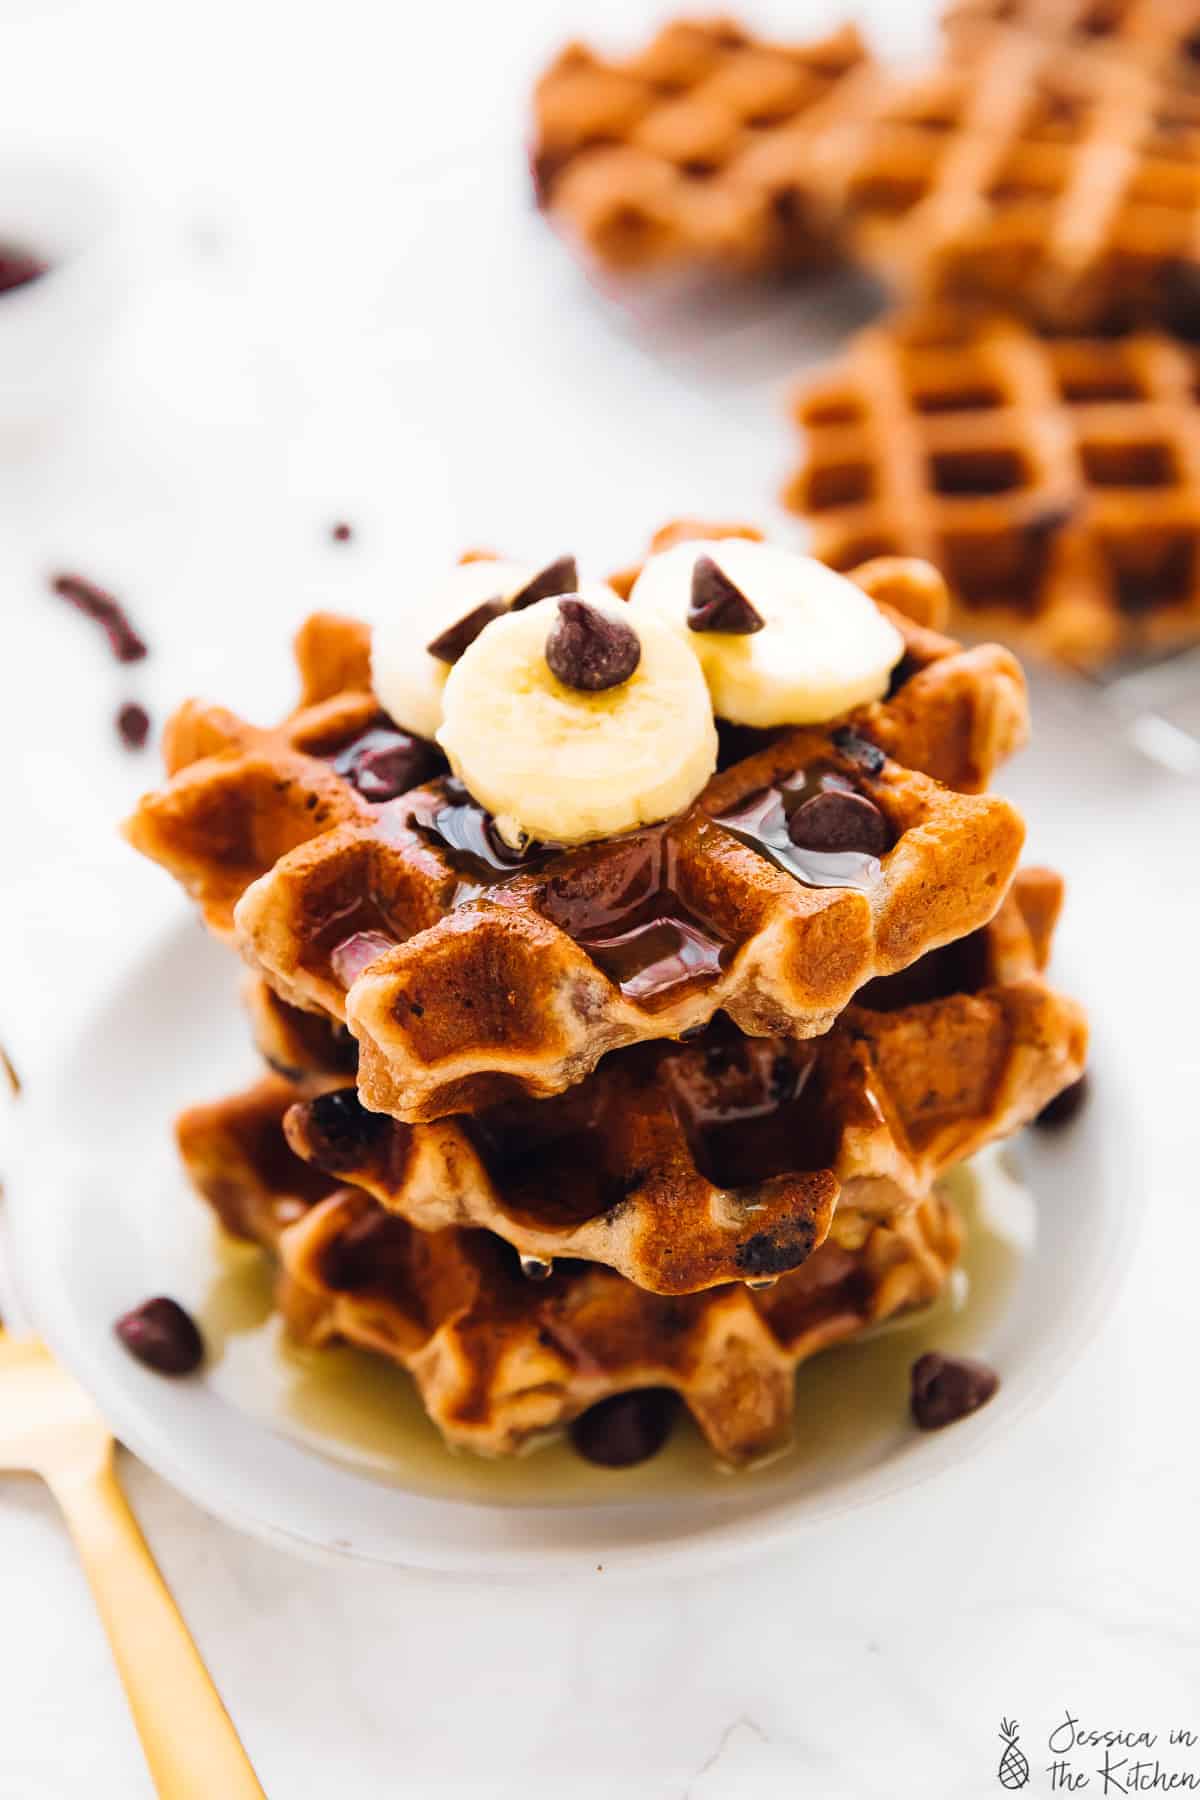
[713, 766, 889, 891]
[659, 1028, 838, 1188]
[410, 781, 732, 1009]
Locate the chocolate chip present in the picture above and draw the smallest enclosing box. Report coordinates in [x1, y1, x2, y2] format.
[788, 789, 889, 856]
[299, 1088, 389, 1172]
[332, 726, 441, 802]
[115, 1298, 205, 1376]
[569, 1389, 679, 1467]
[508, 555, 579, 611]
[831, 726, 886, 775]
[910, 1351, 998, 1430]
[687, 554, 765, 634]
[1181, 26, 1200, 63]
[1034, 1071, 1089, 1129]
[52, 573, 148, 663]
[426, 598, 507, 664]
[0, 245, 46, 295]
[545, 597, 641, 691]
[116, 701, 150, 750]
[735, 1221, 818, 1277]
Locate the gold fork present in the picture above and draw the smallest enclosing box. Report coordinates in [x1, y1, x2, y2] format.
[0, 1331, 266, 1799]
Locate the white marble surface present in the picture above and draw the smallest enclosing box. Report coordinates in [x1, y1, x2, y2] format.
[1, 1, 1198, 1794]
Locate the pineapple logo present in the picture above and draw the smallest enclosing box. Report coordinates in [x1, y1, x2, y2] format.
[997, 1718, 1030, 1790]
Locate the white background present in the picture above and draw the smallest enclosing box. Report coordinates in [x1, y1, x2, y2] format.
[1, 1, 1199, 1795]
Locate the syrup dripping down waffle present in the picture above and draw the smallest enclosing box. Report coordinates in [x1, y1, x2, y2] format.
[126, 537, 1026, 1120]
[277, 870, 1085, 1294]
[176, 1076, 963, 1465]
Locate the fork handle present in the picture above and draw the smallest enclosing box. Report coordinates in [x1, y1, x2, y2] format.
[48, 1457, 266, 1800]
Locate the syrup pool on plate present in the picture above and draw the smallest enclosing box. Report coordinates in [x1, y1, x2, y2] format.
[197, 1148, 1035, 1508]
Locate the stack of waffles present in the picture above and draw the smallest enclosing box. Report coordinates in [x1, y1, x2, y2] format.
[127, 525, 1086, 1469]
[531, 11, 1200, 669]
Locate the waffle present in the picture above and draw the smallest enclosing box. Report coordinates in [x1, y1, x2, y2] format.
[944, 0, 1200, 88]
[531, 18, 868, 276]
[279, 869, 1085, 1294]
[176, 1077, 963, 1465]
[236, 713, 1022, 1123]
[175, 1074, 340, 1247]
[124, 611, 387, 938]
[123, 535, 1026, 940]
[125, 538, 1026, 1122]
[785, 306, 1200, 666]
[822, 23, 1200, 333]
[244, 973, 358, 1095]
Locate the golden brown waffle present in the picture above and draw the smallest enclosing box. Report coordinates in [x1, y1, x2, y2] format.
[123, 536, 1025, 939]
[236, 716, 1022, 1122]
[278, 1185, 962, 1465]
[243, 973, 359, 1095]
[531, 18, 868, 275]
[176, 1076, 962, 1464]
[944, 0, 1200, 88]
[175, 1074, 340, 1247]
[125, 537, 1027, 1122]
[278, 869, 1085, 1294]
[822, 23, 1200, 333]
[124, 612, 385, 938]
[785, 306, 1200, 666]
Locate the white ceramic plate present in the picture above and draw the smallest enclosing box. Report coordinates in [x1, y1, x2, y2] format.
[7, 906, 1136, 1578]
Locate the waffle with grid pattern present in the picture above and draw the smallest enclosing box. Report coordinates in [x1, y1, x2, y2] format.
[175, 1076, 963, 1465]
[821, 22, 1200, 333]
[531, 17, 868, 276]
[944, 0, 1200, 88]
[785, 306, 1200, 666]
[277, 869, 1084, 1294]
[125, 538, 1026, 1122]
[124, 537, 1026, 940]
[236, 707, 1023, 1124]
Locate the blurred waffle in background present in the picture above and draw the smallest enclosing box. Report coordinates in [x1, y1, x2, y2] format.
[530, 8, 1200, 739]
[784, 307, 1200, 669]
[531, 16, 870, 276]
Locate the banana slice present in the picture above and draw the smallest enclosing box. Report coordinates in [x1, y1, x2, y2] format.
[372, 556, 604, 741]
[437, 595, 717, 847]
[628, 539, 905, 728]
